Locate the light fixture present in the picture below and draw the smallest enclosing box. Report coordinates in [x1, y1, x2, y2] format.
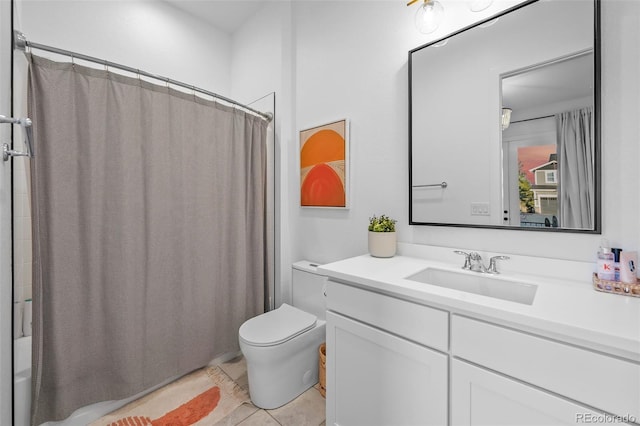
[469, 0, 493, 12]
[479, 17, 499, 28]
[433, 39, 448, 47]
[408, 0, 445, 34]
[501, 108, 512, 130]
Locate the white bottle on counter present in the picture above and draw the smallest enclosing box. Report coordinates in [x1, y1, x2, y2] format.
[620, 251, 637, 284]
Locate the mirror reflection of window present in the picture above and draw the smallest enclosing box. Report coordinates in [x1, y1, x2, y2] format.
[501, 50, 594, 230]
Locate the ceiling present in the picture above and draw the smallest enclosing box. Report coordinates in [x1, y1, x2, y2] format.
[502, 53, 594, 117]
[164, 0, 267, 34]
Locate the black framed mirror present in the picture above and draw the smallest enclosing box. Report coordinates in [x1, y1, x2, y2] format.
[409, 0, 600, 233]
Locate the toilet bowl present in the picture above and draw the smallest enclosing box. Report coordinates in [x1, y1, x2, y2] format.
[239, 261, 327, 409]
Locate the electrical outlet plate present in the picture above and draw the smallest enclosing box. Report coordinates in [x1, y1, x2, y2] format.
[470, 202, 490, 216]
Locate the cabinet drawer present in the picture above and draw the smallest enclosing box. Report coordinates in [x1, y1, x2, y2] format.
[327, 311, 448, 426]
[327, 279, 448, 352]
[452, 315, 640, 418]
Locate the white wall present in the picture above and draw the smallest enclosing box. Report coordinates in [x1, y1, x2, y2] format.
[231, 1, 295, 305]
[290, 0, 640, 269]
[15, 0, 231, 94]
[291, 0, 521, 263]
[292, 0, 412, 264]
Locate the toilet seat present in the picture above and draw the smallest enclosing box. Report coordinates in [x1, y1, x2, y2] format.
[239, 303, 317, 347]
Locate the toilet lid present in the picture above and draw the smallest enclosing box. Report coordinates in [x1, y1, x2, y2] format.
[239, 303, 317, 347]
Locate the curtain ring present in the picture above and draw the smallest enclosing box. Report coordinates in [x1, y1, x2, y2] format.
[165, 78, 170, 89]
[136, 69, 141, 84]
[70, 53, 75, 68]
[104, 60, 109, 74]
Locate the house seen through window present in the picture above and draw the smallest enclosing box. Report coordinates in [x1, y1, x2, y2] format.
[518, 144, 558, 228]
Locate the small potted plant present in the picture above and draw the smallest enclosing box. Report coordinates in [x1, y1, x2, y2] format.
[368, 214, 397, 258]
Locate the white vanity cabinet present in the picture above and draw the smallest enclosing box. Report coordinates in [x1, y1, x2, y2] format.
[325, 274, 640, 426]
[325, 280, 449, 426]
[451, 315, 640, 426]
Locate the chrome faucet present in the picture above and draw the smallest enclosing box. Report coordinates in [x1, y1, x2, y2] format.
[487, 255, 510, 274]
[454, 251, 510, 274]
[469, 252, 487, 273]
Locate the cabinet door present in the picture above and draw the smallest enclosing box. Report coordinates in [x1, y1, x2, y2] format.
[326, 311, 448, 426]
[452, 359, 635, 426]
[451, 315, 640, 419]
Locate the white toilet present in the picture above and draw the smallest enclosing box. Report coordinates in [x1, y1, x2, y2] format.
[239, 260, 327, 409]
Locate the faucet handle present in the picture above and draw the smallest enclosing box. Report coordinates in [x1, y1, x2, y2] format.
[469, 252, 482, 261]
[454, 250, 471, 270]
[487, 255, 510, 274]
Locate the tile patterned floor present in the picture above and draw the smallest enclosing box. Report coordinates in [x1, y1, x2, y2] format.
[215, 356, 326, 426]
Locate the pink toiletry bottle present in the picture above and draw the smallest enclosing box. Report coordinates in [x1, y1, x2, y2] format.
[597, 239, 615, 281]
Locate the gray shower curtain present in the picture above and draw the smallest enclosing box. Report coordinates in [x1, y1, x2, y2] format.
[556, 106, 594, 229]
[28, 54, 269, 424]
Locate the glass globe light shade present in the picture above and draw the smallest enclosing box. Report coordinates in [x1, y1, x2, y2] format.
[470, 0, 494, 12]
[415, 0, 444, 34]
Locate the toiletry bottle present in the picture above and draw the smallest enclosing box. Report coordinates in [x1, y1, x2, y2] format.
[620, 251, 637, 284]
[612, 248, 623, 281]
[597, 239, 615, 281]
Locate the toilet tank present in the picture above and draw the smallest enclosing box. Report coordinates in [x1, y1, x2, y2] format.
[292, 261, 327, 321]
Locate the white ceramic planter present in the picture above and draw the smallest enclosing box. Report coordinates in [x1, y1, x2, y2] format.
[368, 231, 397, 258]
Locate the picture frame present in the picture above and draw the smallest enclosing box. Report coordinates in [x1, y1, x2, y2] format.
[299, 119, 349, 208]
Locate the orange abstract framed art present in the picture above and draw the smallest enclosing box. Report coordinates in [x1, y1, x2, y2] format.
[299, 119, 349, 208]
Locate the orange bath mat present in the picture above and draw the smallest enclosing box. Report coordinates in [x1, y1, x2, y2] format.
[90, 366, 249, 426]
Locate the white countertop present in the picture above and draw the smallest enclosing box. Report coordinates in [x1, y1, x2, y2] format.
[318, 253, 640, 362]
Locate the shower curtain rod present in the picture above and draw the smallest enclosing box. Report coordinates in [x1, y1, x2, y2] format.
[14, 31, 273, 122]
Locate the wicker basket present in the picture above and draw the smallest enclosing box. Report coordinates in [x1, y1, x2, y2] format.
[593, 273, 640, 298]
[318, 343, 326, 397]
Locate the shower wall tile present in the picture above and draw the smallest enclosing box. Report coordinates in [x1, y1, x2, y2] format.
[14, 158, 25, 187]
[13, 158, 32, 311]
[22, 283, 32, 300]
[13, 192, 23, 219]
[13, 282, 23, 304]
[14, 216, 23, 242]
[13, 262, 23, 303]
[15, 261, 23, 284]
[23, 217, 31, 240]
[23, 196, 31, 217]
[24, 262, 32, 286]
[14, 237, 23, 267]
[24, 239, 32, 263]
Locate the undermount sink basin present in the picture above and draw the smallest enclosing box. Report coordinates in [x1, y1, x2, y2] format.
[405, 267, 538, 305]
